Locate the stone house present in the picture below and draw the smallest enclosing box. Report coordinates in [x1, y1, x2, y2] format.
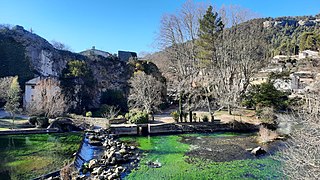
[290, 71, 314, 94]
[118, 51, 137, 62]
[24, 77, 41, 108]
[298, 50, 319, 59]
[23, 76, 61, 108]
[80, 46, 112, 58]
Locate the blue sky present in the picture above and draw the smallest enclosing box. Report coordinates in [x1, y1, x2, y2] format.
[0, 0, 319, 55]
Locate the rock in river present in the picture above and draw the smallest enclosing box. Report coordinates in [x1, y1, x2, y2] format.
[251, 146, 267, 156]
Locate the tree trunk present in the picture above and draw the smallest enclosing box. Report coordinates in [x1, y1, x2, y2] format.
[205, 95, 214, 122]
[228, 104, 232, 115]
[179, 91, 183, 122]
[188, 95, 192, 123]
[11, 114, 15, 130]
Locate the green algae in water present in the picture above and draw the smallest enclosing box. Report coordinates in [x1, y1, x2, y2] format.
[121, 134, 283, 180]
[0, 133, 82, 180]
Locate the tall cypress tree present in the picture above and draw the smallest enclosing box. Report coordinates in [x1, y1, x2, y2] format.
[198, 5, 224, 63]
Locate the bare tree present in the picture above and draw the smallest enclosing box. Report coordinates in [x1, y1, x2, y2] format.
[26, 78, 67, 118]
[128, 72, 164, 120]
[157, 0, 206, 121]
[51, 40, 71, 51]
[279, 85, 320, 179]
[0, 76, 14, 102]
[219, 4, 259, 28]
[4, 76, 21, 129]
[101, 105, 120, 119]
[198, 5, 265, 115]
[155, 1, 264, 119]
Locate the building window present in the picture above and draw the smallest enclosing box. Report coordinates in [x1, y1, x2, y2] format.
[31, 95, 34, 101]
[31, 85, 35, 89]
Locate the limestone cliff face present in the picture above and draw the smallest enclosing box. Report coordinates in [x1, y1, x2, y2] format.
[0, 25, 131, 110]
[0, 25, 166, 113]
[0, 25, 79, 77]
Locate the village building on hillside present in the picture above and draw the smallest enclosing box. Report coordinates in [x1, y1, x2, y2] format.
[260, 65, 284, 73]
[290, 71, 315, 94]
[80, 46, 113, 58]
[118, 51, 137, 62]
[298, 50, 320, 59]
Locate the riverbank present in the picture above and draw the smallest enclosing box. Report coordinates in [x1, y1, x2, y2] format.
[110, 121, 259, 136]
[0, 128, 59, 135]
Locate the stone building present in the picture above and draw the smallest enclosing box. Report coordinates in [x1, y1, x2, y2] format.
[290, 71, 314, 93]
[118, 51, 137, 62]
[298, 50, 320, 59]
[24, 77, 41, 108]
[23, 76, 61, 108]
[80, 46, 112, 58]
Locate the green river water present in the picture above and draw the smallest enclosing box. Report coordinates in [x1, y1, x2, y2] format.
[0, 132, 282, 180]
[0, 133, 82, 180]
[121, 132, 283, 180]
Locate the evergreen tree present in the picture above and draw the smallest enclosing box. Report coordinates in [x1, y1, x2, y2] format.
[197, 5, 224, 63]
[4, 76, 21, 129]
[299, 32, 317, 51]
[242, 82, 288, 110]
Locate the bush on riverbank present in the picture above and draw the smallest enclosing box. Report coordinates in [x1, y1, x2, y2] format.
[171, 111, 179, 122]
[28, 116, 49, 128]
[125, 110, 149, 124]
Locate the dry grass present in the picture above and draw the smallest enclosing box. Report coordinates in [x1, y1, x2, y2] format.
[257, 126, 279, 144]
[60, 164, 78, 180]
[153, 109, 260, 125]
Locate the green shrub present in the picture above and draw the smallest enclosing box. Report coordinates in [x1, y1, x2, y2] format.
[37, 117, 49, 128]
[192, 113, 197, 122]
[171, 111, 179, 122]
[202, 115, 209, 122]
[116, 115, 124, 119]
[125, 110, 149, 124]
[28, 116, 37, 125]
[85, 111, 92, 117]
[28, 116, 49, 128]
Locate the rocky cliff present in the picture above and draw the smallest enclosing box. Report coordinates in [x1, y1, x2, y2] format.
[0, 25, 165, 113]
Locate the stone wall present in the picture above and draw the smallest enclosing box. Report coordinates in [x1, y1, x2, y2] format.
[109, 122, 259, 136]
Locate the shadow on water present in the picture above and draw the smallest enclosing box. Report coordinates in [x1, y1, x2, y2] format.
[181, 133, 285, 162]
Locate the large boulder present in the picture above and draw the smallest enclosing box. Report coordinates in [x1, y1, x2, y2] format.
[251, 146, 267, 156]
[88, 159, 99, 169]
